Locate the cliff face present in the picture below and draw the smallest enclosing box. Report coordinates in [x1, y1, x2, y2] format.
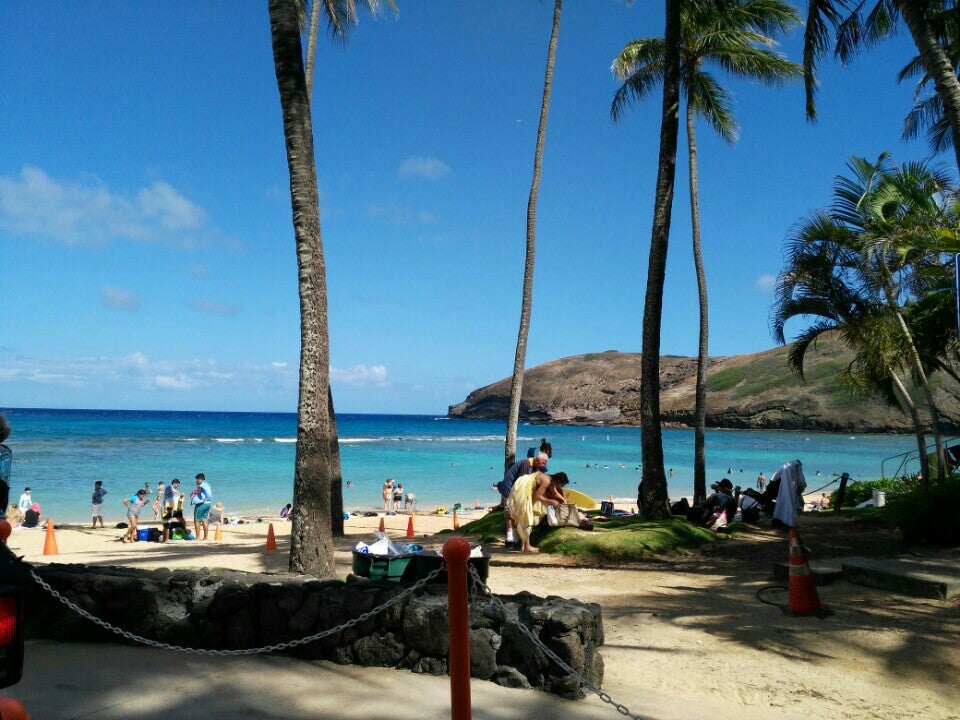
[447, 343, 960, 433]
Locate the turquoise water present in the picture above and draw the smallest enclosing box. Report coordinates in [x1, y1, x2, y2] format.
[0, 407, 918, 523]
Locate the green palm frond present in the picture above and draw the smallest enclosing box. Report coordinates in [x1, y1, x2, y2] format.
[610, 38, 664, 122]
[687, 71, 738, 142]
[803, 0, 846, 120]
[610, 0, 800, 136]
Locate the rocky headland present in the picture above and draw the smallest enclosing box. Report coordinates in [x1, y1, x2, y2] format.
[448, 340, 960, 433]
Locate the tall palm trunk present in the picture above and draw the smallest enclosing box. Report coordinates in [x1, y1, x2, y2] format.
[896, 0, 960, 173]
[640, 0, 681, 520]
[269, 0, 335, 576]
[889, 368, 930, 482]
[504, 0, 562, 471]
[304, 4, 346, 536]
[878, 263, 944, 478]
[685, 92, 709, 507]
[304, 0, 323, 92]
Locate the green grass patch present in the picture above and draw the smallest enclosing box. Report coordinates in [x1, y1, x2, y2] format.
[537, 517, 716, 561]
[706, 366, 747, 392]
[459, 511, 717, 561]
[456, 510, 510, 544]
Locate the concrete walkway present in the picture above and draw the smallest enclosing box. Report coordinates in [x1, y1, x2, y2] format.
[842, 553, 960, 600]
[3, 640, 672, 720]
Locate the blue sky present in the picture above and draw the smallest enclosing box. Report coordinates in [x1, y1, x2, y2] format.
[0, 1, 939, 414]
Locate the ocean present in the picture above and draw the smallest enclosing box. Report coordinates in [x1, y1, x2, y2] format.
[0, 407, 921, 523]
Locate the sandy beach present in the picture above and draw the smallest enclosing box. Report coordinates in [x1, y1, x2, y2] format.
[5, 510, 959, 720]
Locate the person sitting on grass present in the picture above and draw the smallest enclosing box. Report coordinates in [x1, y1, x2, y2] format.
[506, 470, 569, 554]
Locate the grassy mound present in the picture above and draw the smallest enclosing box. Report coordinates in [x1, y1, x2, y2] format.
[456, 510, 717, 562]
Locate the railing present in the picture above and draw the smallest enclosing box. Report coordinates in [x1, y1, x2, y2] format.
[880, 436, 960, 480]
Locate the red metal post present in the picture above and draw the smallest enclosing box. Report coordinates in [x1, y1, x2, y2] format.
[442, 536, 472, 720]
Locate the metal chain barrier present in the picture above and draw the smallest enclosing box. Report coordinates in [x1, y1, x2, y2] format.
[467, 566, 647, 720]
[29, 566, 443, 657]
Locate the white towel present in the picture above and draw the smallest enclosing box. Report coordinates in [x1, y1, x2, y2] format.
[772, 459, 806, 528]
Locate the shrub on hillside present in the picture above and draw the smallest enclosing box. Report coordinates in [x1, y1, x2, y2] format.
[842, 477, 911, 507]
[885, 476, 960, 546]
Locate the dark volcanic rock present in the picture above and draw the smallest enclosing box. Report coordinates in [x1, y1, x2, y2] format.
[448, 341, 960, 433]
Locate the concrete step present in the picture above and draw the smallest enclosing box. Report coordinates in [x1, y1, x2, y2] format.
[841, 555, 960, 600]
[772, 558, 844, 586]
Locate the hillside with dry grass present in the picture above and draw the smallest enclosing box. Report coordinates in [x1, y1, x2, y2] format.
[448, 339, 960, 432]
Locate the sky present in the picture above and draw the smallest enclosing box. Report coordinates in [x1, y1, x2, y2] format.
[0, 1, 942, 415]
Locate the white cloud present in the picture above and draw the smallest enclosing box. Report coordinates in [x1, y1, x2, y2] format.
[397, 156, 451, 181]
[153, 373, 201, 390]
[191, 300, 243, 317]
[138, 182, 205, 230]
[185, 262, 210, 278]
[0, 166, 212, 248]
[756, 274, 777, 293]
[0, 354, 392, 401]
[0, 354, 297, 398]
[101, 285, 140, 311]
[331, 364, 389, 387]
[366, 203, 437, 225]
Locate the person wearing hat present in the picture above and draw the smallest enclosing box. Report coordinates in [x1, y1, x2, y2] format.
[699, 478, 736, 528]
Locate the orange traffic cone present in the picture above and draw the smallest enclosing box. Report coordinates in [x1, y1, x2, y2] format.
[0, 696, 32, 720]
[787, 528, 827, 616]
[43, 519, 59, 556]
[406, 513, 415, 538]
[214, 522, 222, 542]
[264, 523, 278, 553]
[378, 516, 385, 533]
[453, 510, 460, 530]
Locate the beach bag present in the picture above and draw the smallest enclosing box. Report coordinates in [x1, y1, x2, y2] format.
[546, 504, 559, 527]
[600, 500, 614, 516]
[22, 509, 40, 528]
[706, 507, 728, 531]
[147, 527, 162, 542]
[556, 502, 581, 527]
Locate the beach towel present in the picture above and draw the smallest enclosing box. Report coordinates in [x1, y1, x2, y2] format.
[772, 459, 806, 528]
[506, 473, 546, 545]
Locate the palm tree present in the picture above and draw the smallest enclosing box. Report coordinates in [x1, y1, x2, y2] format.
[632, 0, 682, 520]
[612, 0, 800, 505]
[268, 0, 393, 575]
[504, 0, 564, 472]
[300, 0, 393, 538]
[771, 153, 959, 481]
[899, 6, 959, 154]
[803, 0, 960, 172]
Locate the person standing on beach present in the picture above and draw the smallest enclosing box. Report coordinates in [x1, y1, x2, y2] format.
[122, 488, 149, 542]
[161, 479, 182, 542]
[393, 483, 404, 512]
[382, 478, 394, 512]
[17, 487, 31, 515]
[497, 452, 548, 546]
[152, 481, 165, 521]
[757, 472, 766, 491]
[91, 480, 107, 528]
[191, 473, 213, 540]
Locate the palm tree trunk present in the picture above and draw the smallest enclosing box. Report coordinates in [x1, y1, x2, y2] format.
[305, 0, 322, 94]
[504, 0, 562, 472]
[640, 0, 681, 520]
[269, 0, 336, 576]
[879, 261, 944, 478]
[889, 368, 930, 483]
[685, 97, 709, 507]
[303, 2, 346, 536]
[896, 0, 960, 173]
